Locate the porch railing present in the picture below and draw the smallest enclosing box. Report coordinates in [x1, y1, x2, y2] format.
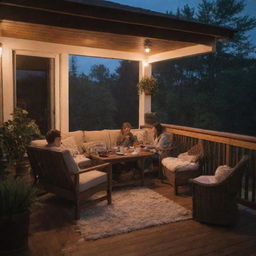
[162, 123, 256, 209]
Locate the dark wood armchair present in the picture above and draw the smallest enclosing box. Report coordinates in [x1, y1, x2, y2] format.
[161, 140, 204, 195]
[27, 146, 112, 219]
[191, 155, 249, 226]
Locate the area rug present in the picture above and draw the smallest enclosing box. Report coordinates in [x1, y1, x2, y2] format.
[77, 187, 192, 240]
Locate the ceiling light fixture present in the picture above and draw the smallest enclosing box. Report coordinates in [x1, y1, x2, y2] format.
[144, 39, 152, 53]
[143, 61, 149, 67]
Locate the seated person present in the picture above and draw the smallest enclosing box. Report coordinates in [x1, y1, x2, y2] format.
[151, 122, 173, 157]
[45, 129, 91, 168]
[45, 129, 61, 147]
[144, 123, 173, 174]
[117, 122, 138, 147]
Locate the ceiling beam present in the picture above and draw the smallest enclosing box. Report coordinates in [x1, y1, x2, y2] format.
[147, 44, 214, 63]
[0, 36, 145, 61]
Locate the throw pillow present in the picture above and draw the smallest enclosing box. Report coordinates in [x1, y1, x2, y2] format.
[214, 165, 233, 183]
[61, 136, 80, 157]
[62, 130, 84, 153]
[132, 130, 147, 144]
[82, 141, 107, 156]
[178, 152, 198, 162]
[162, 157, 199, 173]
[141, 128, 154, 144]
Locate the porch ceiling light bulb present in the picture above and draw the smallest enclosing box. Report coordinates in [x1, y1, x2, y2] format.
[144, 39, 152, 53]
[143, 61, 149, 67]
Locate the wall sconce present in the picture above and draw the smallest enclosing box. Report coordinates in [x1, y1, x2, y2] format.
[144, 39, 152, 53]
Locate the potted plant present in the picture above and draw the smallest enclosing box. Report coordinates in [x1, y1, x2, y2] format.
[0, 108, 41, 176]
[0, 178, 37, 254]
[144, 112, 158, 125]
[137, 77, 158, 95]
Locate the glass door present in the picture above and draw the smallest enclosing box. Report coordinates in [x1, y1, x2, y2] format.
[15, 54, 54, 135]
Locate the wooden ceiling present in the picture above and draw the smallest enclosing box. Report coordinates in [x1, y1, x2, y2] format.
[1, 20, 195, 55]
[0, 0, 235, 56]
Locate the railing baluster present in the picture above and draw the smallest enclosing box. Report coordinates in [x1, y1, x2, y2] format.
[163, 123, 256, 209]
[226, 144, 230, 166]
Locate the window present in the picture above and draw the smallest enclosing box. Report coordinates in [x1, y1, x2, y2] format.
[69, 55, 139, 131]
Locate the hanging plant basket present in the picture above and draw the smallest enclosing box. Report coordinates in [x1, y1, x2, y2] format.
[144, 89, 152, 95]
[137, 77, 158, 95]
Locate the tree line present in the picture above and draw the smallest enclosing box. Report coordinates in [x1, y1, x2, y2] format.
[69, 0, 256, 136]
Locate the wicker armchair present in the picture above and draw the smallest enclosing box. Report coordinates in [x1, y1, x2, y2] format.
[161, 140, 204, 195]
[27, 146, 112, 219]
[191, 155, 249, 226]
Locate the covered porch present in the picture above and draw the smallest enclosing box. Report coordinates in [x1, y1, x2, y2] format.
[29, 179, 256, 256]
[1, 0, 256, 255]
[0, 0, 233, 130]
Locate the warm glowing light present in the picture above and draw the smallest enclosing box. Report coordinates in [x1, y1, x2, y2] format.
[143, 61, 149, 67]
[0, 47, 2, 56]
[144, 39, 152, 54]
[144, 47, 151, 53]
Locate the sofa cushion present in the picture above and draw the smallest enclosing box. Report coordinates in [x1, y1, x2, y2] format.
[214, 165, 233, 183]
[107, 130, 120, 148]
[162, 157, 199, 172]
[132, 129, 147, 144]
[62, 130, 84, 153]
[82, 141, 107, 155]
[193, 175, 216, 184]
[74, 154, 91, 168]
[142, 127, 154, 144]
[61, 136, 80, 156]
[30, 139, 47, 147]
[84, 130, 109, 147]
[79, 170, 107, 192]
[178, 152, 198, 163]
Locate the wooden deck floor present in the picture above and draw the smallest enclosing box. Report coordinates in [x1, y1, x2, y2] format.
[27, 178, 256, 256]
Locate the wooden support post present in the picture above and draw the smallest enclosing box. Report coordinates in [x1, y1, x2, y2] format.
[139, 61, 152, 127]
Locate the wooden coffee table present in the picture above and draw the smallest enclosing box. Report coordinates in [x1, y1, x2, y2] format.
[90, 151, 155, 186]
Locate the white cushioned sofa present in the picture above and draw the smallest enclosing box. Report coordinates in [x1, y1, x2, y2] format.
[31, 128, 155, 168]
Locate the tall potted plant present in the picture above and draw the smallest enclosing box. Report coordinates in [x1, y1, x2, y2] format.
[0, 108, 41, 175]
[0, 178, 37, 254]
[137, 77, 159, 95]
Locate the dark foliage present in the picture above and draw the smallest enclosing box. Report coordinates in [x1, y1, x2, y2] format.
[69, 60, 139, 130]
[69, 0, 255, 136]
[152, 0, 256, 136]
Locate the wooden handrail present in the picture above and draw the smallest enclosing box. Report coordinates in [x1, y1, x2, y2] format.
[159, 123, 256, 209]
[162, 123, 256, 150]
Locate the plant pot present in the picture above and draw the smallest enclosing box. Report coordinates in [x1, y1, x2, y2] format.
[0, 211, 30, 254]
[144, 89, 152, 95]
